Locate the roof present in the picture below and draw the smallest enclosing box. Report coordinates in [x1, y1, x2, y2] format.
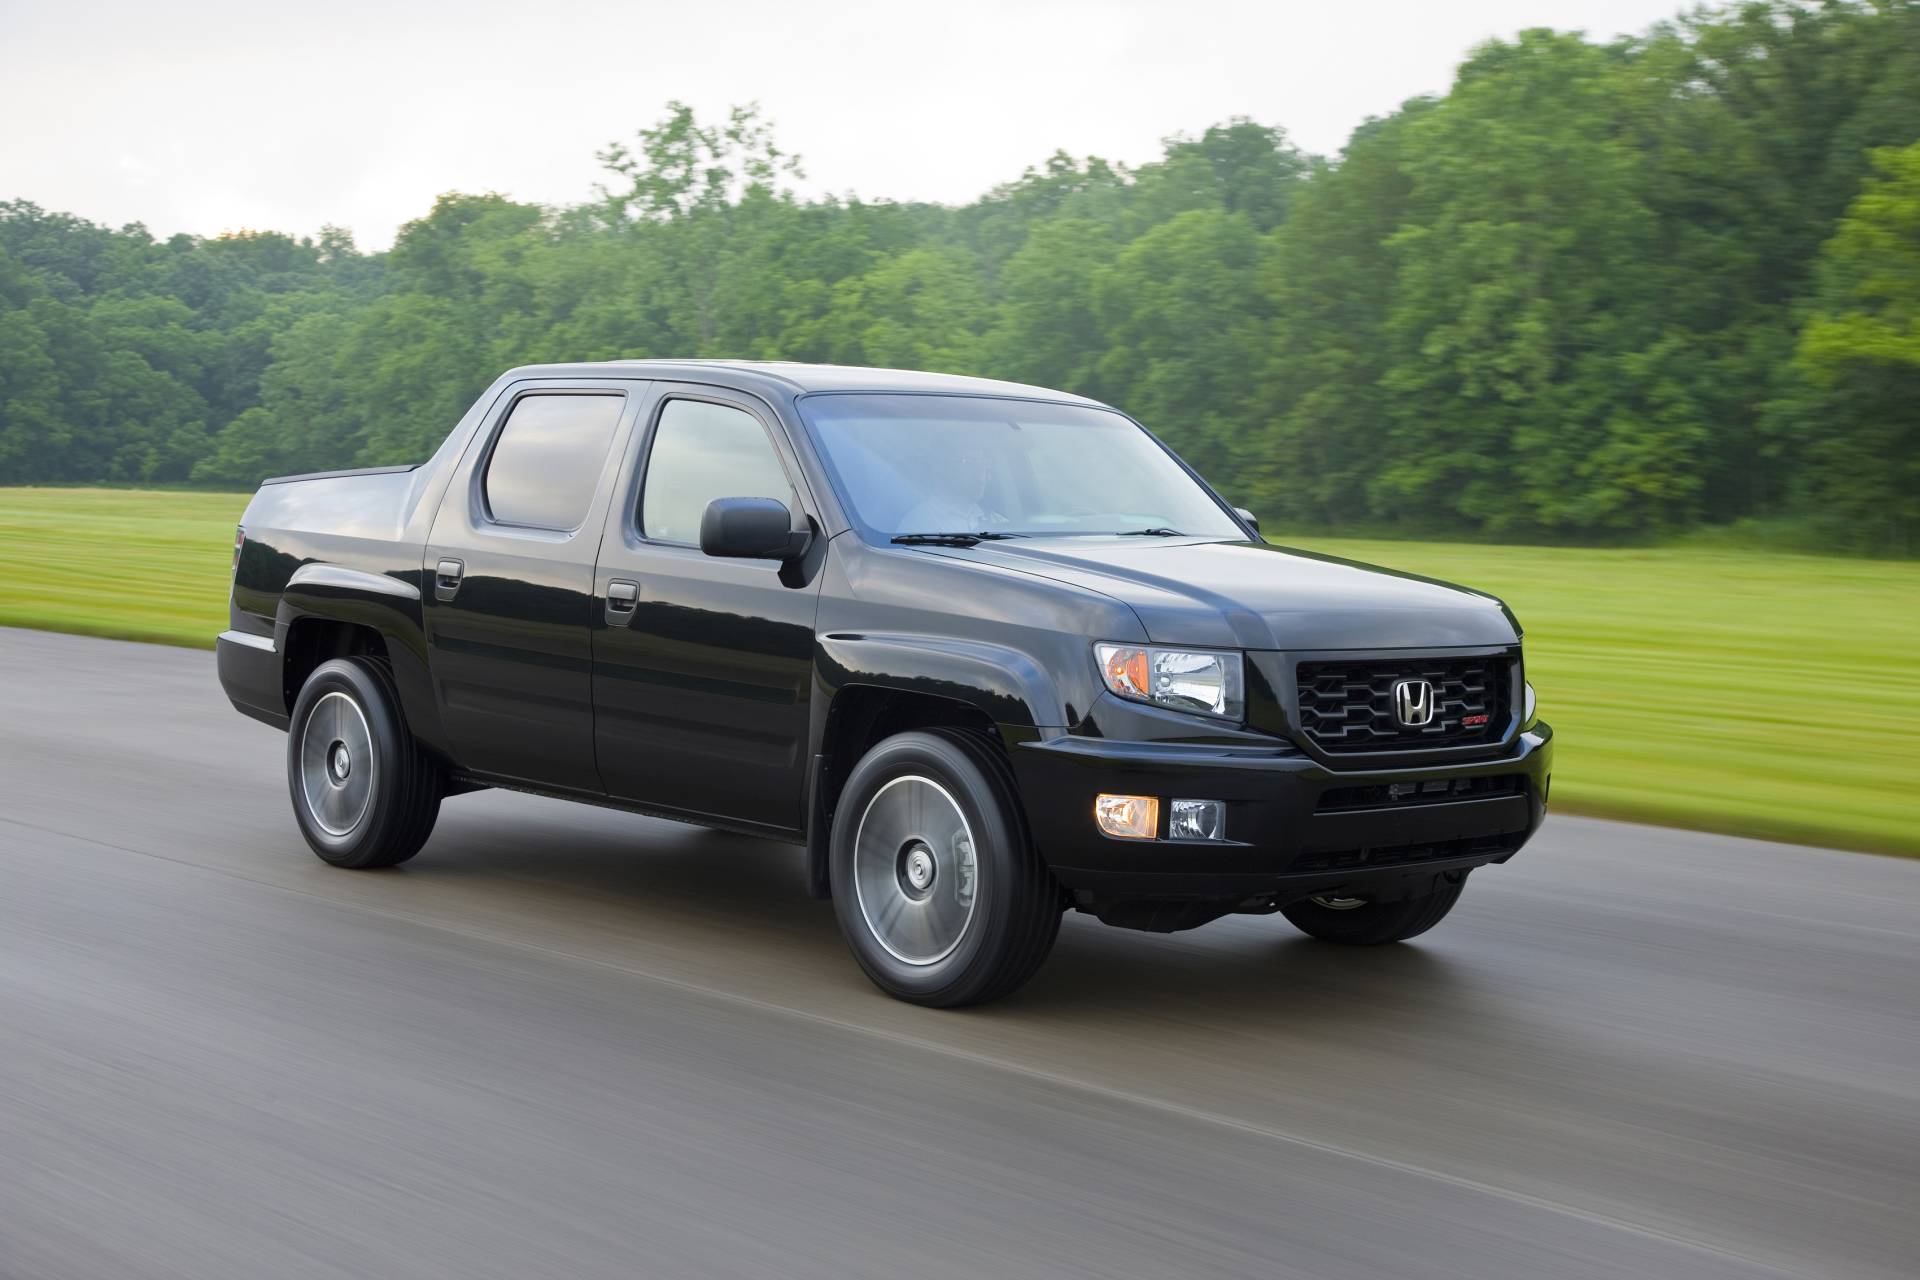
[497, 359, 1107, 406]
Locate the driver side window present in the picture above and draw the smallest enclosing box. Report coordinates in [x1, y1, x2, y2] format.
[639, 399, 794, 545]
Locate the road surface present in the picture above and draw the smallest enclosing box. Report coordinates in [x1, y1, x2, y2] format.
[1, 627, 1915, 1279]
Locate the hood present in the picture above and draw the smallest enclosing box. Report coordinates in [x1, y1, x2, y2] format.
[925, 537, 1519, 651]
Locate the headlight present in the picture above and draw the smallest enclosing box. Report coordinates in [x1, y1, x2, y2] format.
[1095, 643, 1244, 720]
[1524, 681, 1537, 727]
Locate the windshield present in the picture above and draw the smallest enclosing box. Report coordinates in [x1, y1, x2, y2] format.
[798, 394, 1245, 541]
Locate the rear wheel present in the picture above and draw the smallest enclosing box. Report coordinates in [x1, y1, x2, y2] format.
[830, 729, 1060, 1007]
[287, 657, 441, 869]
[1279, 873, 1468, 945]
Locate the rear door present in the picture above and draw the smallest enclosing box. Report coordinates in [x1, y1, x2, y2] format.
[591, 385, 824, 834]
[424, 378, 643, 790]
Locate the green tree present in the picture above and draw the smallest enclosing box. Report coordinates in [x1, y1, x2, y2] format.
[1793, 140, 1920, 552]
[1094, 208, 1269, 487]
[808, 247, 986, 372]
[979, 218, 1117, 395]
[1127, 119, 1310, 234]
[5, 7, 1920, 548]
[1255, 107, 1431, 526]
[1376, 31, 1703, 535]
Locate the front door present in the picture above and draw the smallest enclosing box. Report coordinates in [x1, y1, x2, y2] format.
[424, 379, 641, 789]
[591, 387, 824, 834]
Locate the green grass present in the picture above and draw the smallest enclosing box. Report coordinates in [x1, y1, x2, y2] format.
[1274, 533, 1920, 857]
[2, 487, 1915, 855]
[0, 487, 249, 647]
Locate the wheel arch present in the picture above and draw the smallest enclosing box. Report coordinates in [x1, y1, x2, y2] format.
[275, 563, 448, 757]
[280, 616, 399, 708]
[815, 632, 1067, 733]
[806, 637, 1058, 900]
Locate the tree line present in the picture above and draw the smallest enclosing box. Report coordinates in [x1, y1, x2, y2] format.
[2, 1, 1917, 552]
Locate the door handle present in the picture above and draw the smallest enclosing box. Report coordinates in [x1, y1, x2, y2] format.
[434, 558, 464, 602]
[606, 579, 639, 626]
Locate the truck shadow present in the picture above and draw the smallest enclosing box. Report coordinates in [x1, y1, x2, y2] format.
[417, 791, 1487, 1031]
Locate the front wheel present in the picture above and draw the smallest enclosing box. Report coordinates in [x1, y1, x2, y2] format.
[287, 657, 441, 869]
[1279, 872, 1469, 945]
[830, 729, 1061, 1007]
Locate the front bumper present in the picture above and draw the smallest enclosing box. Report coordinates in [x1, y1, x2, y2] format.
[1011, 722, 1551, 902]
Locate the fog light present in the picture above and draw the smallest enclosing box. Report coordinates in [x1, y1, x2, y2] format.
[1094, 794, 1158, 839]
[1168, 799, 1225, 841]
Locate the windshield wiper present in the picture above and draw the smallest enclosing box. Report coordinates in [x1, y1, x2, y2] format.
[1114, 527, 1184, 537]
[890, 531, 1023, 547]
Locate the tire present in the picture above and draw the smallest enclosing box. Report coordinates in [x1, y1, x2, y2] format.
[1279, 872, 1469, 945]
[287, 657, 441, 869]
[829, 729, 1061, 1007]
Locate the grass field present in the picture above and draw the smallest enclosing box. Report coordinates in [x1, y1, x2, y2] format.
[0, 487, 251, 647]
[1276, 534, 1919, 858]
[3, 486, 1915, 855]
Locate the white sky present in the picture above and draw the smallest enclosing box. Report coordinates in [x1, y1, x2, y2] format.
[0, 0, 1690, 249]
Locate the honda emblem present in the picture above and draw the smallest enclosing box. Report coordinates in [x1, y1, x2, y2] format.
[1393, 678, 1436, 727]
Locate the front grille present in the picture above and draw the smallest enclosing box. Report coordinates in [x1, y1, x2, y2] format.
[1291, 833, 1518, 874]
[1316, 773, 1525, 813]
[1296, 654, 1510, 753]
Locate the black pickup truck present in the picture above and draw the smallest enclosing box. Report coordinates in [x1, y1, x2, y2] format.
[219, 360, 1551, 1006]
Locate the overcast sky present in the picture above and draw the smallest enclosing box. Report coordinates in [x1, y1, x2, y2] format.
[1, 0, 1691, 248]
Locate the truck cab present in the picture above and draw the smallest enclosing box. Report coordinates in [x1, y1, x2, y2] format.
[219, 360, 1552, 1006]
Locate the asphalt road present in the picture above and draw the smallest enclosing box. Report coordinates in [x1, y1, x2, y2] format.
[1, 627, 1916, 1279]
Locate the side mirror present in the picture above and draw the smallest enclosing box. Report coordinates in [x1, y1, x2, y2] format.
[700, 496, 811, 561]
[1233, 507, 1261, 536]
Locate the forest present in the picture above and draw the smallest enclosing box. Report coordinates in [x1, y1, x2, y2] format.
[1, 0, 1916, 552]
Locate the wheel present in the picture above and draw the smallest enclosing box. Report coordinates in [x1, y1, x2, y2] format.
[829, 729, 1061, 1007]
[1279, 872, 1469, 945]
[287, 657, 442, 869]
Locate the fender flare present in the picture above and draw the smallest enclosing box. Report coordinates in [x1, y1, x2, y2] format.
[805, 632, 1067, 899]
[273, 563, 444, 750]
[815, 632, 1067, 733]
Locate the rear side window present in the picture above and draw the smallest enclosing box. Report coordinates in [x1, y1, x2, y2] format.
[640, 399, 793, 544]
[483, 394, 624, 530]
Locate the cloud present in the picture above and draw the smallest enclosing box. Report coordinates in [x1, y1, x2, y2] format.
[0, 0, 1689, 247]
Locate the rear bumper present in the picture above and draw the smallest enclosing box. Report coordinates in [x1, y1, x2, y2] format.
[1011, 723, 1551, 901]
[216, 629, 288, 730]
